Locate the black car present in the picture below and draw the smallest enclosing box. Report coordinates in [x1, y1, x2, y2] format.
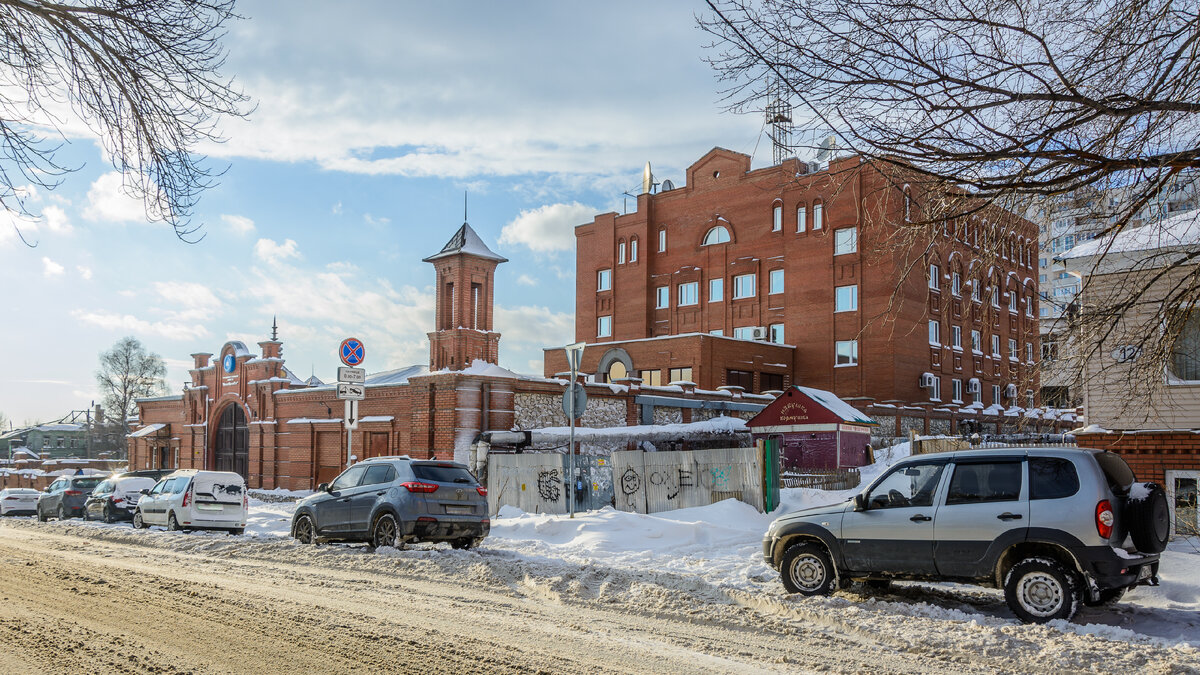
[37, 475, 105, 521]
[83, 474, 159, 523]
[290, 457, 489, 549]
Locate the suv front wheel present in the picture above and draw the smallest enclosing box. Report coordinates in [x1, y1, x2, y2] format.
[780, 542, 837, 596]
[1004, 557, 1081, 623]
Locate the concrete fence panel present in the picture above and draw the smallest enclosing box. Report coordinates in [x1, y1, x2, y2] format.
[611, 446, 765, 515]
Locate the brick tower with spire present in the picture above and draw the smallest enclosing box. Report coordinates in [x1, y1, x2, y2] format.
[423, 222, 507, 371]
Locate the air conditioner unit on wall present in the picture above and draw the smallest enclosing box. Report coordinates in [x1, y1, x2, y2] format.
[919, 372, 937, 388]
[750, 326, 768, 341]
[967, 379, 981, 394]
[1005, 383, 1018, 399]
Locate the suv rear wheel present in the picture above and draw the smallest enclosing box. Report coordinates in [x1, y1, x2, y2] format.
[780, 542, 837, 596]
[1004, 557, 1081, 623]
[371, 513, 400, 549]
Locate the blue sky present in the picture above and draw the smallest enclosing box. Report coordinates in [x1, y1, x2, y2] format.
[0, 1, 773, 425]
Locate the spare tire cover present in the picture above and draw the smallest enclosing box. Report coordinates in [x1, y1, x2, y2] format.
[1126, 483, 1171, 554]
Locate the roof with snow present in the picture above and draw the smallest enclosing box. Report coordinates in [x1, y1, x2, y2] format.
[1061, 210, 1200, 260]
[747, 386, 877, 429]
[128, 423, 166, 438]
[422, 223, 508, 263]
[367, 364, 429, 385]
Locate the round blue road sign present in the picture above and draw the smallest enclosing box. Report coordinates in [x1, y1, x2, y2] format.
[340, 337, 365, 366]
[223, 353, 236, 373]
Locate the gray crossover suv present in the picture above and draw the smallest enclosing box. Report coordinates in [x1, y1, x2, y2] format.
[763, 447, 1168, 623]
[290, 456, 489, 549]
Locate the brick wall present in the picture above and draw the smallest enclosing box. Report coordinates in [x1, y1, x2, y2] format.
[1074, 431, 1200, 487]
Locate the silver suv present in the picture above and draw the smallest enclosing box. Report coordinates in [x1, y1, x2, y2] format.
[763, 448, 1169, 623]
[290, 456, 489, 550]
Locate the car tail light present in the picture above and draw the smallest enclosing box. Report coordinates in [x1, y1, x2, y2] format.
[64, 490, 81, 496]
[112, 497, 124, 504]
[182, 486, 192, 507]
[244, 493, 248, 509]
[417, 516, 437, 523]
[476, 486, 487, 497]
[400, 481, 438, 493]
[3, 496, 18, 501]
[1096, 500, 1115, 539]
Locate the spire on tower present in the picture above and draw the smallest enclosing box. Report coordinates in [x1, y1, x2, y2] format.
[271, 315, 278, 341]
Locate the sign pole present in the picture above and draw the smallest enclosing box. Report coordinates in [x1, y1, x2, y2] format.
[563, 342, 585, 519]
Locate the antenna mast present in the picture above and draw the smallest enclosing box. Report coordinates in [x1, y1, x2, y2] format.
[765, 57, 793, 165]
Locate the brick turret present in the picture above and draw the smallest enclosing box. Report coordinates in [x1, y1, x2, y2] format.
[423, 223, 506, 371]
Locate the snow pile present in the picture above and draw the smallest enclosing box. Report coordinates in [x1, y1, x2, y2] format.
[1128, 482, 1152, 502]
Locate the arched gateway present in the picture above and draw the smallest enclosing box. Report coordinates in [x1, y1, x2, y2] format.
[214, 404, 248, 479]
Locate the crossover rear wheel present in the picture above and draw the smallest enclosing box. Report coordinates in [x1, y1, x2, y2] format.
[167, 513, 181, 531]
[1004, 557, 1081, 623]
[779, 542, 837, 596]
[57, 505, 68, 521]
[371, 513, 400, 549]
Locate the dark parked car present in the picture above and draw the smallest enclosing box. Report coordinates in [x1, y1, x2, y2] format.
[84, 475, 157, 523]
[290, 457, 489, 549]
[37, 475, 106, 521]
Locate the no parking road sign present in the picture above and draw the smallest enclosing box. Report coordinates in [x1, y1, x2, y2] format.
[339, 337, 365, 366]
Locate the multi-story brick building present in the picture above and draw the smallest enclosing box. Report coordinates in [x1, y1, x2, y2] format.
[547, 148, 1041, 409]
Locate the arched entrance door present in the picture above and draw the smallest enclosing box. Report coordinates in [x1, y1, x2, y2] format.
[214, 404, 248, 479]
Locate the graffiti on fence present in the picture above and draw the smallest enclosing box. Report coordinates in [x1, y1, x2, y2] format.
[620, 466, 641, 495]
[536, 469, 561, 502]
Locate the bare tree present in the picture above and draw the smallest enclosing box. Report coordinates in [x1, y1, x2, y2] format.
[701, 0, 1200, 413]
[0, 0, 251, 243]
[96, 336, 166, 433]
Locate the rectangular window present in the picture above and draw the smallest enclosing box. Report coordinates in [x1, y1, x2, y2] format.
[597, 269, 611, 292]
[655, 286, 668, 309]
[952, 272, 961, 296]
[639, 369, 662, 387]
[678, 281, 698, 306]
[630, 239, 638, 262]
[929, 320, 940, 345]
[835, 340, 858, 366]
[971, 283, 980, 302]
[1026, 298, 1034, 317]
[929, 264, 940, 290]
[1039, 257, 1047, 267]
[618, 242, 625, 264]
[992, 334, 1001, 356]
[1026, 342, 1034, 362]
[951, 326, 962, 349]
[769, 269, 784, 294]
[1039, 273, 1047, 282]
[1008, 292, 1017, 313]
[952, 378, 963, 403]
[658, 229, 666, 252]
[971, 329, 981, 353]
[834, 227, 857, 255]
[769, 323, 785, 344]
[597, 315, 611, 338]
[733, 273, 756, 299]
[991, 286, 1000, 307]
[761, 372, 784, 392]
[835, 284, 858, 312]
[709, 278, 723, 302]
[727, 369, 754, 390]
[733, 326, 757, 340]
[709, 329, 723, 336]
[796, 206, 806, 233]
[929, 376, 941, 401]
[813, 203, 823, 230]
[992, 384, 1001, 405]
[947, 462, 1022, 504]
[1009, 338, 1018, 360]
[668, 367, 693, 383]
[772, 205, 782, 231]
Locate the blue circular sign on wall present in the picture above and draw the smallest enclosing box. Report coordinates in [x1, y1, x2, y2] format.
[223, 353, 236, 373]
[340, 337, 365, 366]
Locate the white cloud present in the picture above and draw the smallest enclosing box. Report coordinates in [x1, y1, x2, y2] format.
[71, 310, 209, 341]
[153, 281, 223, 321]
[363, 213, 390, 226]
[41, 205, 73, 234]
[77, 265, 93, 280]
[253, 238, 302, 265]
[83, 172, 149, 223]
[516, 274, 537, 287]
[41, 257, 64, 277]
[499, 202, 595, 253]
[493, 304, 573, 352]
[221, 214, 256, 235]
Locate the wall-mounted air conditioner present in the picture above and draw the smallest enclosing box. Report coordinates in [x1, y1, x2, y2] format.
[750, 326, 768, 341]
[920, 372, 937, 388]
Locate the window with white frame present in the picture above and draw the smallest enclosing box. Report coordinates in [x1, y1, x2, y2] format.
[952, 378, 963, 403]
[658, 228, 666, 252]
[992, 334, 1001, 356]
[834, 227, 857, 255]
[1170, 309, 1200, 380]
[769, 323, 785, 344]
[835, 340, 858, 366]
[929, 264, 940, 290]
[597, 315, 611, 338]
[835, 284, 858, 312]
[929, 376, 941, 401]
[630, 238, 638, 262]
[1009, 338, 1018, 360]
[952, 272, 962, 295]
[951, 326, 962, 349]
[1008, 291, 1017, 313]
[769, 269, 784, 294]
[733, 326, 757, 340]
[1026, 295, 1033, 317]
[709, 329, 723, 336]
[796, 205, 806, 232]
[709, 278, 723, 302]
[772, 204, 782, 231]
[597, 269, 611, 292]
[813, 202, 823, 230]
[655, 286, 668, 309]
[929, 319, 940, 344]
[971, 329, 981, 353]
[678, 281, 698, 306]
[733, 273, 756, 299]
[972, 281, 981, 302]
[702, 226, 731, 245]
[991, 286, 1000, 307]
[618, 242, 625, 264]
[1026, 342, 1034, 362]
[971, 379, 981, 404]
[992, 384, 1001, 404]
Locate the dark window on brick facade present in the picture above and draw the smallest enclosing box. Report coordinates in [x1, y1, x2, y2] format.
[761, 372, 784, 392]
[726, 369, 753, 390]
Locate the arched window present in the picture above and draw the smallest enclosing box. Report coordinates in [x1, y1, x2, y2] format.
[903, 186, 913, 222]
[796, 204, 807, 233]
[658, 228, 667, 252]
[618, 240, 626, 264]
[702, 226, 731, 245]
[772, 202, 782, 231]
[813, 201, 824, 230]
[630, 237, 638, 262]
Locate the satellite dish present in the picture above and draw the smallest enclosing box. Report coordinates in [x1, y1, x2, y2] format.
[661, 179, 675, 191]
[642, 162, 653, 194]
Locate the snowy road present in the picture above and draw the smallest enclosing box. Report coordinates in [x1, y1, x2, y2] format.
[1, 515, 1197, 674]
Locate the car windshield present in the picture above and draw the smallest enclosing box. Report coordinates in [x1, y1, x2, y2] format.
[412, 464, 477, 485]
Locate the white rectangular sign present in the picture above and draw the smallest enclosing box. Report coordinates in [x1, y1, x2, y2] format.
[337, 366, 366, 384]
[336, 383, 365, 400]
[344, 400, 359, 430]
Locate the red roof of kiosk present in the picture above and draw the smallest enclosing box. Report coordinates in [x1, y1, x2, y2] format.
[748, 386, 877, 428]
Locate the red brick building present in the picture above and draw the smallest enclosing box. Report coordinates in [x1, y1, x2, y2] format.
[547, 148, 1041, 409]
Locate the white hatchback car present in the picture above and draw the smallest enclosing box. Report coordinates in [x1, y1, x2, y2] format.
[0, 488, 42, 516]
[133, 470, 248, 534]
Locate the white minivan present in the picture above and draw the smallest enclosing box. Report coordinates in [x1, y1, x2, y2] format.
[133, 470, 247, 534]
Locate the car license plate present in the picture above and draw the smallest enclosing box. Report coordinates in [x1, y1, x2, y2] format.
[197, 503, 222, 511]
[445, 504, 472, 515]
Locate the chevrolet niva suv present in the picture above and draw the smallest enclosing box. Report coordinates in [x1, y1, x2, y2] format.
[763, 448, 1170, 623]
[290, 456, 489, 550]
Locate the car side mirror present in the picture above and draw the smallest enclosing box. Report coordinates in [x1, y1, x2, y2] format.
[317, 483, 330, 493]
[139, 489, 149, 495]
[853, 493, 867, 512]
